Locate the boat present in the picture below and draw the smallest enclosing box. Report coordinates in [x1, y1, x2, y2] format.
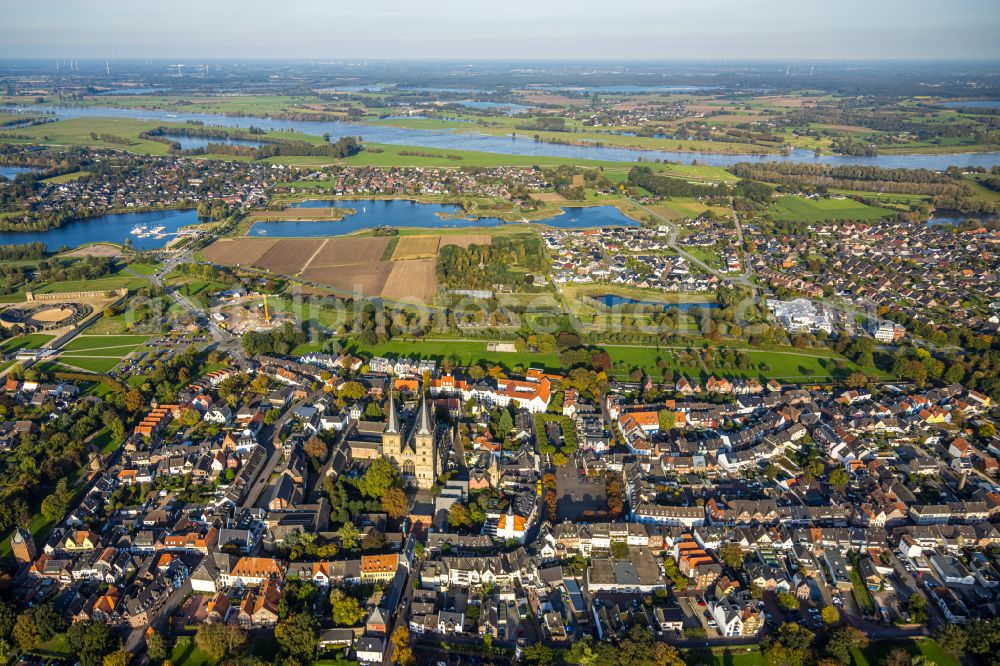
[256, 229, 268, 235]
[130, 225, 147, 235]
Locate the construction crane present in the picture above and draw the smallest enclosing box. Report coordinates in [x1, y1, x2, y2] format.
[262, 293, 271, 323]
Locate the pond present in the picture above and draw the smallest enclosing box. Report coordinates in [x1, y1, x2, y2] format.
[927, 211, 998, 227]
[0, 208, 201, 250]
[0, 165, 42, 180]
[249, 200, 641, 237]
[13, 105, 1000, 169]
[531, 206, 640, 229]
[596, 294, 719, 311]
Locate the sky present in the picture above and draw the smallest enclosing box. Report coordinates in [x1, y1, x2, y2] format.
[2, 0, 999, 60]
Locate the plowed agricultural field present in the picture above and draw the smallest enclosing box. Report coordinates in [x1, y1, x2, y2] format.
[382, 258, 437, 303]
[308, 237, 390, 266]
[392, 235, 440, 260]
[203, 238, 278, 265]
[254, 239, 324, 274]
[300, 262, 394, 297]
[204, 232, 494, 302]
[440, 234, 491, 249]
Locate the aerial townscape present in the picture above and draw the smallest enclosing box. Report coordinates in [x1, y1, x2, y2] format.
[0, 3, 999, 666]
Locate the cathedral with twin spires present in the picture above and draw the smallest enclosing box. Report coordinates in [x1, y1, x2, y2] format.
[381, 392, 438, 489]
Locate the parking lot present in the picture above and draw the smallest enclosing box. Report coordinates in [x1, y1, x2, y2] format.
[113, 331, 210, 378]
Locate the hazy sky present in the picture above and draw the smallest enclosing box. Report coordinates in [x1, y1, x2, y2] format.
[3, 0, 999, 60]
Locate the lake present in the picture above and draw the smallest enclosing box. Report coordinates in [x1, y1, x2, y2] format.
[157, 133, 265, 151]
[13, 105, 1000, 169]
[0, 208, 200, 250]
[251, 199, 506, 237]
[0, 165, 42, 180]
[597, 294, 718, 311]
[249, 200, 641, 237]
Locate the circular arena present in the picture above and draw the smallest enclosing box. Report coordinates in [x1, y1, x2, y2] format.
[0, 302, 93, 331]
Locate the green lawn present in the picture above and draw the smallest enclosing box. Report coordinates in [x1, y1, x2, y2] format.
[61, 334, 149, 351]
[681, 647, 768, 666]
[55, 356, 127, 374]
[344, 337, 869, 382]
[171, 637, 218, 666]
[850, 567, 876, 614]
[128, 261, 162, 275]
[346, 338, 563, 372]
[291, 341, 324, 355]
[57, 334, 149, 373]
[85, 311, 135, 334]
[42, 170, 90, 184]
[849, 639, 959, 666]
[768, 195, 893, 222]
[0, 333, 55, 352]
[31, 275, 148, 294]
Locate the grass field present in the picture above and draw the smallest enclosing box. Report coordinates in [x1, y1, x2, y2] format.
[768, 195, 893, 222]
[61, 334, 149, 351]
[849, 639, 958, 666]
[53, 356, 125, 374]
[30, 274, 148, 294]
[57, 334, 149, 373]
[42, 170, 90, 184]
[0, 333, 55, 352]
[345, 336, 871, 382]
[347, 338, 562, 371]
[85, 311, 135, 334]
[648, 198, 731, 220]
[171, 637, 217, 666]
[127, 261, 162, 275]
[166, 275, 233, 307]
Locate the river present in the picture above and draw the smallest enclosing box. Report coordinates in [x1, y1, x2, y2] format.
[8, 105, 1000, 169]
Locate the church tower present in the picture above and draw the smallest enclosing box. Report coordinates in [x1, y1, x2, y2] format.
[411, 396, 437, 488]
[382, 391, 401, 457]
[11, 526, 36, 564]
